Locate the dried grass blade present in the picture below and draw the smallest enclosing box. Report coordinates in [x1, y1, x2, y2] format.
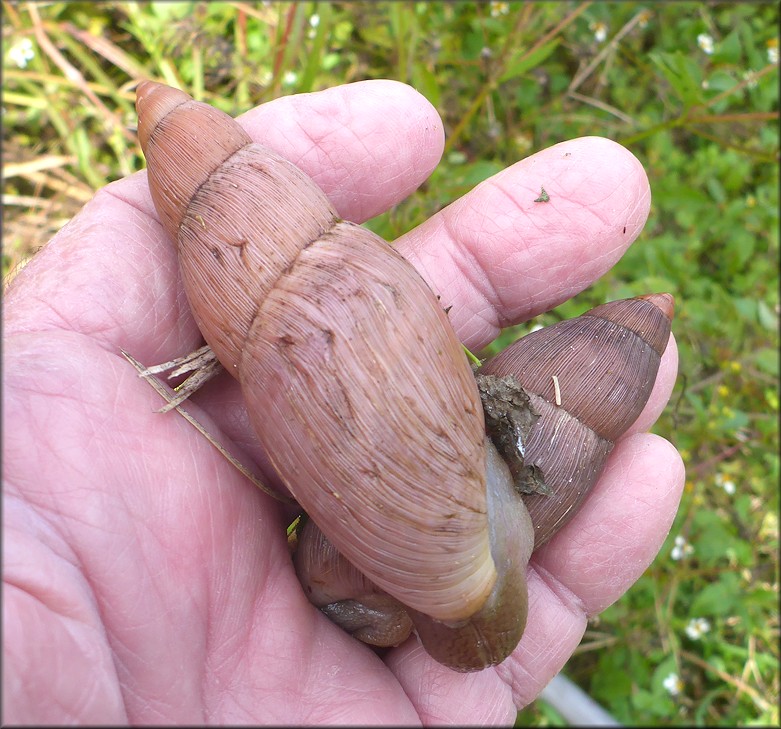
[120, 348, 296, 506]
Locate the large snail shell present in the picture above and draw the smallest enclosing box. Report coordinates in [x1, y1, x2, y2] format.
[136, 82, 676, 673]
[135, 82, 498, 623]
[478, 293, 674, 547]
[293, 295, 672, 670]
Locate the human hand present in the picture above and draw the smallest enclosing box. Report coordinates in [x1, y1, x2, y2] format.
[3, 80, 684, 725]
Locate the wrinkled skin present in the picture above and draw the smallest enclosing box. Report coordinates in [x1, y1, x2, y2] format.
[4, 80, 684, 725]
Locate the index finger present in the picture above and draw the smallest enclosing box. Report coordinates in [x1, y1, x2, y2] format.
[396, 136, 652, 350]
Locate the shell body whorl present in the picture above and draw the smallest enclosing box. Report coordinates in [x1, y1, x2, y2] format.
[136, 82, 497, 623]
[294, 437, 535, 672]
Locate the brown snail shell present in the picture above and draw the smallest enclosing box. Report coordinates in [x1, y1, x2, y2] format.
[135, 81, 674, 672]
[135, 82, 503, 626]
[477, 293, 674, 548]
[294, 436, 534, 672]
[293, 294, 673, 670]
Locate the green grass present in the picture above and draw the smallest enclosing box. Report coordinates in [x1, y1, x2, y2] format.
[3, 2, 778, 725]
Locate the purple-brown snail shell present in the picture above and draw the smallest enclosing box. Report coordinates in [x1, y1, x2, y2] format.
[135, 81, 673, 672]
[477, 292, 674, 549]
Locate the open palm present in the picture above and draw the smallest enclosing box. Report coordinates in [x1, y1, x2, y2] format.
[4, 80, 684, 725]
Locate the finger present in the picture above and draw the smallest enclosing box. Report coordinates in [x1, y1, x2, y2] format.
[237, 79, 445, 222]
[396, 136, 652, 350]
[385, 643, 518, 725]
[503, 433, 684, 708]
[384, 556, 589, 722]
[5, 80, 445, 361]
[532, 433, 685, 613]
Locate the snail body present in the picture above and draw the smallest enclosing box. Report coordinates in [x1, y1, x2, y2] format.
[135, 82, 673, 672]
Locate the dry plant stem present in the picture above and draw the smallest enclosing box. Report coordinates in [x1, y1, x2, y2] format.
[679, 649, 773, 714]
[568, 9, 648, 93]
[15, 169, 94, 203]
[62, 21, 150, 80]
[574, 631, 620, 654]
[27, 5, 135, 144]
[120, 348, 295, 506]
[690, 63, 778, 115]
[618, 63, 778, 148]
[4, 156, 77, 178]
[137, 343, 223, 412]
[444, 1, 591, 154]
[567, 90, 634, 125]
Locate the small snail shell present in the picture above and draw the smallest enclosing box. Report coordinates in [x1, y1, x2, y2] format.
[293, 517, 415, 648]
[478, 293, 674, 547]
[135, 82, 508, 624]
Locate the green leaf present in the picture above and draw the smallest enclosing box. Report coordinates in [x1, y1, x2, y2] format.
[358, 24, 393, 50]
[712, 28, 743, 64]
[150, 2, 193, 21]
[411, 63, 442, 110]
[649, 50, 706, 106]
[592, 646, 635, 705]
[693, 510, 740, 565]
[499, 39, 560, 83]
[690, 572, 743, 616]
[757, 300, 779, 331]
[753, 348, 779, 377]
[705, 69, 739, 93]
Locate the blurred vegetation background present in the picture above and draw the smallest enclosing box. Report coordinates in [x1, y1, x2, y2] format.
[3, 2, 778, 725]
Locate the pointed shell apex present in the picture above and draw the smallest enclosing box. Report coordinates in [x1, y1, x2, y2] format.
[135, 81, 192, 151]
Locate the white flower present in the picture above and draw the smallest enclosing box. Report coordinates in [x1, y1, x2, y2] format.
[743, 70, 758, 89]
[671, 535, 694, 561]
[697, 33, 715, 55]
[715, 473, 736, 495]
[282, 70, 298, 86]
[307, 13, 320, 39]
[489, 2, 510, 17]
[685, 617, 711, 640]
[768, 41, 779, 65]
[590, 21, 608, 43]
[663, 672, 683, 696]
[8, 37, 35, 69]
